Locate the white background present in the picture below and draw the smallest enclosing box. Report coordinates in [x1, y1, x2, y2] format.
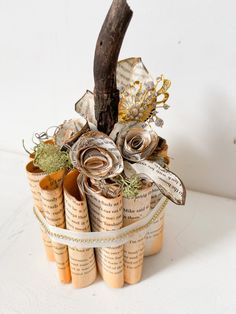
[0, 0, 235, 199]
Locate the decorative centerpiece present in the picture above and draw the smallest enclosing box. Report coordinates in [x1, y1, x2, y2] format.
[25, 0, 186, 288]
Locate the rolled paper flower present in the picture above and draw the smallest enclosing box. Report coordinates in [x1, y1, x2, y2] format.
[116, 122, 159, 162]
[55, 114, 95, 149]
[147, 136, 170, 167]
[88, 177, 122, 199]
[70, 131, 123, 179]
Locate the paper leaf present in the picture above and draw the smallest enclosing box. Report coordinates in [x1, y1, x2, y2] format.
[125, 160, 186, 205]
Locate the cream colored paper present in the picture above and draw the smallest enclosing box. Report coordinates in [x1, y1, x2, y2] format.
[74, 58, 152, 126]
[70, 131, 123, 180]
[75, 90, 97, 127]
[116, 57, 153, 90]
[83, 177, 124, 288]
[63, 169, 97, 288]
[55, 116, 91, 148]
[33, 196, 168, 250]
[125, 160, 186, 205]
[116, 122, 159, 162]
[26, 161, 54, 261]
[144, 186, 165, 256]
[39, 169, 71, 283]
[123, 183, 152, 284]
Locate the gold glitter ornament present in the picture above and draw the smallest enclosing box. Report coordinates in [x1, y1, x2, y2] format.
[156, 75, 171, 105]
[118, 76, 171, 125]
[118, 81, 157, 123]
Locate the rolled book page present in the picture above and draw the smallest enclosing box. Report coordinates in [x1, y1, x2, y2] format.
[144, 186, 165, 256]
[63, 169, 97, 288]
[25, 161, 54, 261]
[39, 169, 71, 284]
[123, 180, 152, 284]
[144, 137, 169, 256]
[83, 176, 124, 288]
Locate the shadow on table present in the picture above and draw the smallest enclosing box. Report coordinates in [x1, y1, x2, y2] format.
[142, 89, 236, 280]
[142, 189, 236, 281]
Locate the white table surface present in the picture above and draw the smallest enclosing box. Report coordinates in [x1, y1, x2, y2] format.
[0, 151, 236, 314]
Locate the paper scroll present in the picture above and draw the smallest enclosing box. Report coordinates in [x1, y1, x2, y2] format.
[26, 161, 54, 261]
[144, 186, 165, 256]
[39, 169, 71, 283]
[123, 181, 152, 284]
[63, 169, 97, 288]
[83, 177, 124, 288]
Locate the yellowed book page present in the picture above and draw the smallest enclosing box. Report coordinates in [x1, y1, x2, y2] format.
[144, 186, 165, 256]
[116, 57, 152, 90]
[84, 179, 124, 288]
[25, 161, 54, 261]
[64, 169, 97, 288]
[39, 169, 71, 284]
[123, 184, 152, 284]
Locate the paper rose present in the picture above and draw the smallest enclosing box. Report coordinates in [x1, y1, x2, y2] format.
[116, 122, 159, 162]
[55, 114, 96, 149]
[70, 131, 123, 180]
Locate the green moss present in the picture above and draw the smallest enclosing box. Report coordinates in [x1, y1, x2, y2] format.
[114, 174, 142, 198]
[33, 142, 72, 173]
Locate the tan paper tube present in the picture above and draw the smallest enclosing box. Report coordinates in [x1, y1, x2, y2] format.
[39, 169, 71, 284]
[123, 182, 152, 284]
[144, 138, 169, 256]
[63, 169, 97, 288]
[26, 161, 54, 261]
[84, 177, 124, 288]
[144, 186, 165, 256]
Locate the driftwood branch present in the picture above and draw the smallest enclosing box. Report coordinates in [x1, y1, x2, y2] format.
[93, 0, 133, 134]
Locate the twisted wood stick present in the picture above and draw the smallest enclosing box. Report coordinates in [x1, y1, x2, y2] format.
[93, 0, 133, 134]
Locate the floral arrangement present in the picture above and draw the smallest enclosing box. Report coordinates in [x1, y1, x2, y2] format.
[25, 1, 186, 289]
